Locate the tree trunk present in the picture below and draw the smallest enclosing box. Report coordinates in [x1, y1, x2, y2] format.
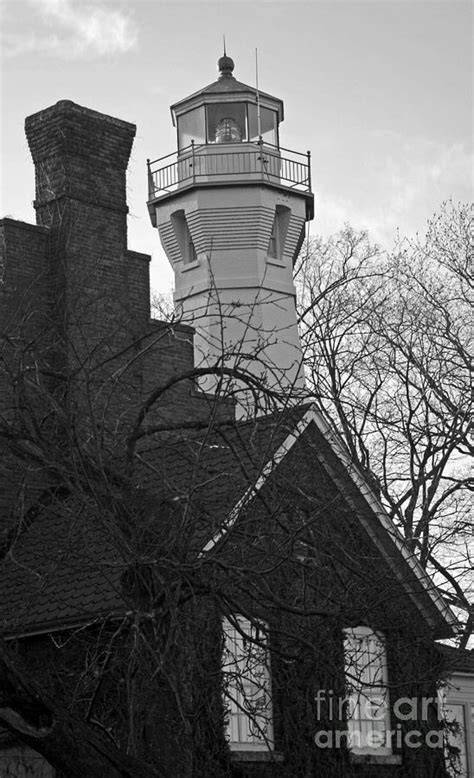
[0, 644, 163, 778]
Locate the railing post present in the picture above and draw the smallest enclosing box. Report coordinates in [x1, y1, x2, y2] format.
[146, 158, 153, 197]
[258, 136, 264, 178]
[307, 150, 312, 192]
[191, 140, 195, 184]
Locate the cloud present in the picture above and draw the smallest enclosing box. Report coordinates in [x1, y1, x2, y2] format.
[316, 135, 473, 249]
[2, 0, 138, 59]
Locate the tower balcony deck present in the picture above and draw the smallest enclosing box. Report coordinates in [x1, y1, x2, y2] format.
[147, 141, 314, 218]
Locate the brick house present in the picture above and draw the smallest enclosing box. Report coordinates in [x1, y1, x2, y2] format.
[0, 63, 459, 777]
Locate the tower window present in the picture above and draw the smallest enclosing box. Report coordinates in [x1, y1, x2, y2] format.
[267, 206, 290, 261]
[170, 210, 198, 265]
[187, 231, 197, 264]
[268, 217, 278, 259]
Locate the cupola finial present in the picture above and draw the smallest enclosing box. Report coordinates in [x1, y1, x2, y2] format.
[218, 40, 234, 79]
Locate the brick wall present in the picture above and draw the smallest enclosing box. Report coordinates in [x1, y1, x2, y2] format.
[0, 219, 52, 539]
[0, 100, 234, 541]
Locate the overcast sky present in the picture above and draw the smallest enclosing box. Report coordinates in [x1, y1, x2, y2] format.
[1, 0, 472, 294]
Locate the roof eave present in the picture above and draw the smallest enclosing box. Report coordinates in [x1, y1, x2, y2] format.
[304, 407, 460, 638]
[170, 79, 284, 126]
[205, 403, 459, 639]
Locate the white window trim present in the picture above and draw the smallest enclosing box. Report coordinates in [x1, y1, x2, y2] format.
[439, 688, 470, 777]
[344, 625, 392, 756]
[222, 615, 274, 752]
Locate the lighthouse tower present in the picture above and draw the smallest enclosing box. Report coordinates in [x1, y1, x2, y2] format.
[147, 54, 313, 404]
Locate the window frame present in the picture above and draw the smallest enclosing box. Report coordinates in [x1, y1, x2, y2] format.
[222, 615, 274, 752]
[170, 209, 198, 266]
[343, 625, 392, 756]
[439, 689, 471, 777]
[267, 205, 290, 262]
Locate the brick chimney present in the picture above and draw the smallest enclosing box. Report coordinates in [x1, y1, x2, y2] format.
[24, 101, 151, 361]
[25, 100, 135, 226]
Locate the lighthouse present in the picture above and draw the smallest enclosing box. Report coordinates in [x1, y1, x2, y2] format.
[147, 54, 314, 406]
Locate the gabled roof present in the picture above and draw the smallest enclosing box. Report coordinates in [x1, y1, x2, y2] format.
[295, 408, 459, 638]
[0, 403, 458, 639]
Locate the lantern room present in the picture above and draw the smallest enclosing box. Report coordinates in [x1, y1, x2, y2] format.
[171, 54, 282, 150]
[147, 55, 313, 222]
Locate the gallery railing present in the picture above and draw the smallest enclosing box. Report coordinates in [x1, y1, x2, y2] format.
[147, 141, 312, 199]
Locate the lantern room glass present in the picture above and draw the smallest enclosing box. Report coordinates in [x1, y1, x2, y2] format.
[248, 106, 278, 146]
[177, 106, 206, 149]
[176, 102, 279, 149]
[206, 103, 247, 143]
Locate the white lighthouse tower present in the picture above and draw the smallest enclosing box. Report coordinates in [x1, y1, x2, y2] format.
[147, 54, 314, 406]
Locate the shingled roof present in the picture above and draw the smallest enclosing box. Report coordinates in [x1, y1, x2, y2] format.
[0, 405, 309, 636]
[440, 644, 474, 674]
[0, 403, 458, 639]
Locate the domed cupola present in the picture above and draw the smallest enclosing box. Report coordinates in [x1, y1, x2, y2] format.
[217, 53, 235, 78]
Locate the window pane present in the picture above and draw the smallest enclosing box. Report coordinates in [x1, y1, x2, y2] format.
[344, 627, 391, 755]
[206, 103, 247, 143]
[248, 105, 278, 145]
[177, 107, 205, 149]
[442, 701, 468, 777]
[222, 616, 273, 750]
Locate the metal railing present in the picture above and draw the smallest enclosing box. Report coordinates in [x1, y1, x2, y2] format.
[147, 141, 312, 200]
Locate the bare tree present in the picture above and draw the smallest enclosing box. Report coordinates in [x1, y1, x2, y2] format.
[297, 201, 473, 646]
[0, 199, 464, 774]
[0, 299, 452, 775]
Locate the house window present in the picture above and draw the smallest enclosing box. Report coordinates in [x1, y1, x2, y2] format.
[344, 626, 392, 755]
[439, 692, 470, 777]
[222, 616, 273, 751]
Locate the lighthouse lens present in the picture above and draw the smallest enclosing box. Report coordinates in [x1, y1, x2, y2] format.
[206, 103, 246, 143]
[215, 118, 241, 143]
